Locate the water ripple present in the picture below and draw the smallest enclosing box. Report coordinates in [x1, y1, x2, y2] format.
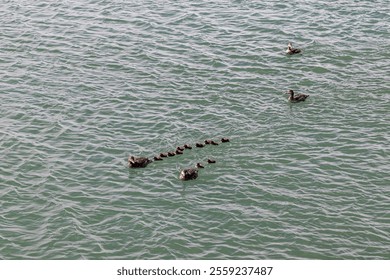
[1, 0, 389, 259]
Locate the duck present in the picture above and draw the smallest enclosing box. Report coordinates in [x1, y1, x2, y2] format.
[159, 153, 168, 158]
[286, 89, 309, 102]
[175, 149, 184, 155]
[286, 42, 301, 55]
[153, 156, 163, 161]
[176, 146, 185, 151]
[221, 137, 230, 143]
[168, 151, 176, 157]
[207, 159, 216, 164]
[179, 163, 204, 181]
[211, 140, 219, 145]
[128, 156, 152, 168]
[204, 139, 212, 145]
[184, 144, 192, 149]
[196, 143, 205, 148]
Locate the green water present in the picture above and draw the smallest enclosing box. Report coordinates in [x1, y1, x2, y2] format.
[1, 0, 389, 259]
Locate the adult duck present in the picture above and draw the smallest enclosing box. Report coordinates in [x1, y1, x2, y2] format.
[286, 89, 309, 102]
[179, 163, 204, 181]
[286, 42, 301, 55]
[128, 156, 152, 168]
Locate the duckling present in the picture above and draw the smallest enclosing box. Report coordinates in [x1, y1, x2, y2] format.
[207, 159, 216, 164]
[179, 163, 204, 181]
[286, 42, 301, 55]
[286, 89, 309, 102]
[153, 156, 163, 161]
[211, 140, 219, 145]
[184, 144, 192, 149]
[175, 149, 184, 155]
[176, 146, 185, 151]
[221, 137, 230, 143]
[160, 153, 168, 158]
[204, 139, 212, 145]
[168, 151, 176, 157]
[196, 143, 205, 148]
[128, 156, 152, 168]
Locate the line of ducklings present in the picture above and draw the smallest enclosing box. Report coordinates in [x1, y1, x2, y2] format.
[285, 42, 310, 103]
[128, 137, 230, 180]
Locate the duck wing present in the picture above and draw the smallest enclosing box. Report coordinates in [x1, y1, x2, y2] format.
[295, 94, 309, 101]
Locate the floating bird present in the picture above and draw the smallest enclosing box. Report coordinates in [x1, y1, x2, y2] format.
[211, 140, 219, 145]
[160, 153, 168, 158]
[286, 42, 301, 55]
[286, 89, 309, 102]
[179, 163, 204, 181]
[168, 151, 176, 157]
[204, 139, 212, 145]
[128, 156, 152, 168]
[196, 143, 205, 148]
[221, 137, 230, 143]
[153, 156, 163, 161]
[175, 149, 183, 155]
[176, 146, 185, 151]
[207, 159, 216, 164]
[184, 144, 192, 149]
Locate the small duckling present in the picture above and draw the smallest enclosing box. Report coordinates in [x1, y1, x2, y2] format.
[204, 139, 212, 145]
[153, 156, 163, 161]
[179, 163, 204, 181]
[286, 42, 301, 55]
[211, 140, 219, 145]
[160, 153, 168, 158]
[286, 89, 309, 102]
[175, 149, 184, 155]
[176, 146, 185, 151]
[184, 144, 192, 149]
[128, 156, 152, 168]
[221, 138, 230, 143]
[168, 151, 176, 157]
[196, 143, 205, 148]
[207, 159, 216, 164]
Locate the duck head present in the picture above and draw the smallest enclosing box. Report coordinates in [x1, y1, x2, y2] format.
[286, 89, 295, 96]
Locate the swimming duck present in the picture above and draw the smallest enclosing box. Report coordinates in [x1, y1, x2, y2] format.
[286, 42, 301, 55]
[179, 163, 204, 181]
[211, 140, 219, 145]
[221, 137, 230, 143]
[204, 139, 212, 145]
[168, 151, 176, 157]
[160, 153, 168, 158]
[175, 149, 184, 155]
[184, 144, 192, 149]
[196, 143, 205, 148]
[128, 156, 152, 168]
[207, 159, 216, 164]
[153, 156, 163, 161]
[176, 146, 185, 151]
[286, 89, 309, 102]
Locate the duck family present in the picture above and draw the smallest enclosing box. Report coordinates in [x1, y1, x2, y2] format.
[128, 138, 230, 173]
[129, 43, 312, 180]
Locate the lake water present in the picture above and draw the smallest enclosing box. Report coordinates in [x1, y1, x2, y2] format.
[0, 0, 389, 259]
